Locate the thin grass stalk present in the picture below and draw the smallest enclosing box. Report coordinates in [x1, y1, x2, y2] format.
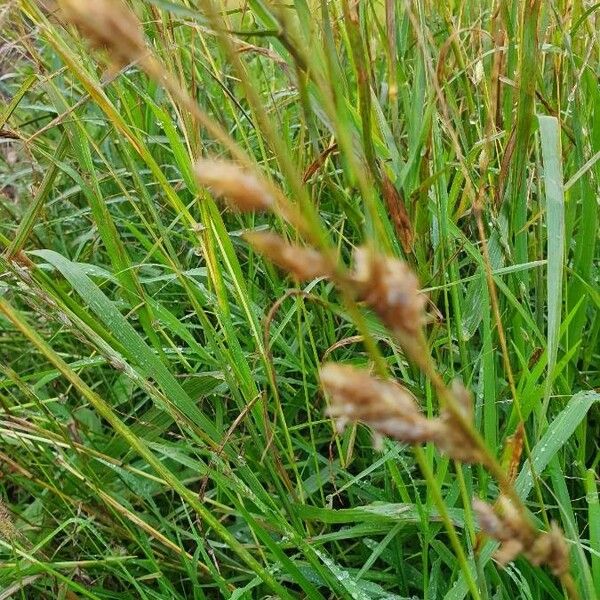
[414, 446, 483, 600]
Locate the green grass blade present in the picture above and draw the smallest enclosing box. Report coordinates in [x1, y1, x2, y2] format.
[30, 249, 219, 441]
[538, 115, 566, 422]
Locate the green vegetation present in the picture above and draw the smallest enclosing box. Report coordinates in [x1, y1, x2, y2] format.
[0, 0, 598, 598]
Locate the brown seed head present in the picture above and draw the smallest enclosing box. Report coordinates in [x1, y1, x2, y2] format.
[529, 522, 570, 576]
[473, 498, 506, 539]
[58, 0, 146, 67]
[320, 363, 441, 443]
[473, 497, 569, 574]
[194, 159, 274, 212]
[352, 247, 426, 337]
[435, 381, 484, 464]
[474, 496, 529, 565]
[496, 495, 529, 537]
[319, 365, 486, 462]
[474, 496, 528, 542]
[494, 538, 524, 566]
[244, 231, 332, 281]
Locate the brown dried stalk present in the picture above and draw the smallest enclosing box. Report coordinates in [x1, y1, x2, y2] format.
[239, 229, 573, 586]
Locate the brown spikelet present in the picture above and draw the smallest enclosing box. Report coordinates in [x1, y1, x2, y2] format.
[320, 363, 442, 444]
[436, 381, 485, 464]
[494, 538, 525, 566]
[502, 423, 525, 483]
[302, 143, 338, 183]
[352, 247, 426, 337]
[472, 498, 505, 539]
[58, 0, 146, 67]
[320, 365, 485, 463]
[244, 231, 332, 281]
[194, 159, 274, 213]
[380, 172, 413, 253]
[473, 496, 569, 576]
[473, 496, 530, 565]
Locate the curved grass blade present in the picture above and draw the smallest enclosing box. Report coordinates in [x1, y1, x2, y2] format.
[31, 249, 219, 441]
[538, 115, 565, 422]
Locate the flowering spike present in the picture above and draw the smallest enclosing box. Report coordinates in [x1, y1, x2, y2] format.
[194, 159, 274, 212]
[244, 231, 332, 281]
[352, 247, 426, 337]
[58, 0, 146, 66]
[435, 381, 484, 464]
[320, 363, 441, 444]
[473, 496, 569, 576]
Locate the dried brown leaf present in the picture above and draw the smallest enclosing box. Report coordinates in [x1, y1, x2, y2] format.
[302, 143, 338, 183]
[380, 171, 413, 253]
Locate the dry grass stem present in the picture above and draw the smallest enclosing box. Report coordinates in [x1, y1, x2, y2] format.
[244, 231, 333, 281]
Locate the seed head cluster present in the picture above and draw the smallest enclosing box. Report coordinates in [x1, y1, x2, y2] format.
[320, 363, 441, 444]
[190, 202, 572, 580]
[244, 231, 333, 281]
[320, 363, 484, 463]
[352, 247, 427, 337]
[473, 496, 569, 576]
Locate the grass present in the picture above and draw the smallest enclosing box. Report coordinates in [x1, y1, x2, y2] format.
[0, 0, 599, 598]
